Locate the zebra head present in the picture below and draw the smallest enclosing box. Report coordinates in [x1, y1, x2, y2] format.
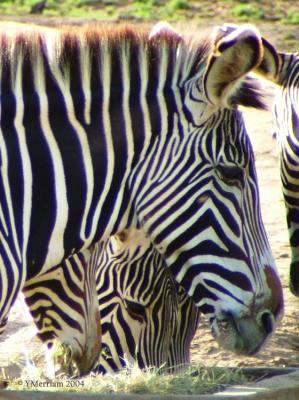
[133, 23, 283, 355]
[254, 34, 299, 296]
[94, 229, 181, 372]
[94, 229, 200, 373]
[23, 249, 101, 377]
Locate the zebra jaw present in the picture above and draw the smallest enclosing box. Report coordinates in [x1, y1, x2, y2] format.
[210, 310, 275, 355]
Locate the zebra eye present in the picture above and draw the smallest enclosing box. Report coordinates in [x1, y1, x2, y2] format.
[124, 300, 146, 323]
[217, 164, 244, 185]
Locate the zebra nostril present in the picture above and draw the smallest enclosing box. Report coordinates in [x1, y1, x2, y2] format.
[260, 311, 274, 335]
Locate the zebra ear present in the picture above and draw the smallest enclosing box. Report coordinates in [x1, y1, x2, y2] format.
[254, 37, 281, 82]
[204, 24, 263, 107]
[115, 231, 129, 243]
[110, 231, 129, 254]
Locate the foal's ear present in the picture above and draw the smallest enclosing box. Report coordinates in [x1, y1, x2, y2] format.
[204, 24, 263, 107]
[254, 37, 282, 82]
[110, 230, 129, 253]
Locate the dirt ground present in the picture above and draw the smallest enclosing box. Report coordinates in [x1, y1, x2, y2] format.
[0, 18, 299, 379]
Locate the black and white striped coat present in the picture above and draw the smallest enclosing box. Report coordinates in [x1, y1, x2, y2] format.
[255, 36, 299, 296]
[0, 22, 283, 374]
[94, 229, 200, 373]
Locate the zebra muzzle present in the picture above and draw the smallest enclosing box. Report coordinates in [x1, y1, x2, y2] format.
[53, 343, 79, 378]
[211, 310, 275, 355]
[52, 345, 94, 378]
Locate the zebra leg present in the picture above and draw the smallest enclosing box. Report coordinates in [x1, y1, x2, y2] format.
[286, 207, 299, 296]
[290, 259, 299, 296]
[23, 247, 101, 377]
[0, 232, 27, 335]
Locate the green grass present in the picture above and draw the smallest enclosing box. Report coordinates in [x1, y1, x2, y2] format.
[231, 3, 264, 20]
[126, 0, 158, 20]
[283, 11, 299, 25]
[0, 0, 192, 20]
[6, 363, 247, 395]
[0, 0, 294, 24]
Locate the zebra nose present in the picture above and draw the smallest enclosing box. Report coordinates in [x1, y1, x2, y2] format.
[260, 310, 274, 335]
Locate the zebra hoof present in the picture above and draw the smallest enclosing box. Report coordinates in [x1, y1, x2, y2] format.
[289, 261, 299, 296]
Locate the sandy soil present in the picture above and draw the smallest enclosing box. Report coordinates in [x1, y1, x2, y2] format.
[0, 20, 299, 379]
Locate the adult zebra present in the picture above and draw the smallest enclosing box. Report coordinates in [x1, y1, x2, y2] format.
[0, 22, 283, 374]
[252, 34, 299, 296]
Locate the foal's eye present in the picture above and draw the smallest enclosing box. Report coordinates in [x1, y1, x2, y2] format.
[216, 164, 244, 186]
[124, 299, 146, 323]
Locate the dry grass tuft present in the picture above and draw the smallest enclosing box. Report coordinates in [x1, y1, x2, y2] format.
[5, 362, 246, 395]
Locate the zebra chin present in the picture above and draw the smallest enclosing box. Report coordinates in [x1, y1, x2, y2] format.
[211, 310, 276, 356]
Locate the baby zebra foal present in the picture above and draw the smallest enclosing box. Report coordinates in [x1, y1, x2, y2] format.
[24, 229, 200, 375]
[93, 229, 200, 373]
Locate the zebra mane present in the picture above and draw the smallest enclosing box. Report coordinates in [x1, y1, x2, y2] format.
[0, 24, 207, 57]
[0, 23, 266, 110]
[0, 23, 210, 80]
